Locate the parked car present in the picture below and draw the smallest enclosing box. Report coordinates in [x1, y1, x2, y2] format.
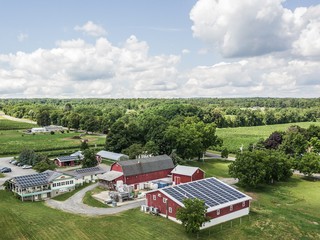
[11, 160, 17, 165]
[22, 165, 32, 169]
[17, 162, 24, 167]
[0, 167, 12, 173]
[9, 159, 15, 163]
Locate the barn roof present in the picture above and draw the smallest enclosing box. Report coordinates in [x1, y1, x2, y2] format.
[156, 177, 251, 212]
[117, 155, 174, 177]
[96, 150, 129, 161]
[66, 166, 106, 178]
[55, 155, 82, 162]
[171, 165, 202, 176]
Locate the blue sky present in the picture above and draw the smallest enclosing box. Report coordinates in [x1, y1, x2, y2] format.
[0, 0, 319, 98]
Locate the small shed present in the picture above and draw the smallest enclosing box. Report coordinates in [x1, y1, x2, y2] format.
[171, 165, 205, 184]
[54, 155, 82, 167]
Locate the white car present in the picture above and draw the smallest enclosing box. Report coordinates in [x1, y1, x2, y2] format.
[22, 165, 32, 169]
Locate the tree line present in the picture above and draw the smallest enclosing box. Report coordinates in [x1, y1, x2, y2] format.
[1, 98, 319, 132]
[229, 124, 320, 187]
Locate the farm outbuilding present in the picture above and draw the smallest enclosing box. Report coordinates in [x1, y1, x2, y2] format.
[54, 155, 82, 167]
[145, 177, 252, 229]
[171, 165, 204, 184]
[98, 155, 174, 188]
[96, 150, 129, 162]
[65, 166, 106, 186]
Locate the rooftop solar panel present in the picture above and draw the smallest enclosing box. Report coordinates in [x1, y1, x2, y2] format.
[161, 177, 249, 208]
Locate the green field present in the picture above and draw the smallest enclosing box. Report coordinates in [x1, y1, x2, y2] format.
[215, 122, 320, 153]
[187, 159, 231, 178]
[0, 118, 37, 130]
[0, 130, 105, 156]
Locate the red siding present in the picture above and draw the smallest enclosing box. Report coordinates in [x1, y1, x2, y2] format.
[172, 169, 204, 184]
[191, 169, 205, 181]
[146, 191, 181, 218]
[124, 169, 172, 185]
[172, 174, 191, 184]
[206, 200, 250, 219]
[111, 163, 123, 172]
[147, 191, 250, 221]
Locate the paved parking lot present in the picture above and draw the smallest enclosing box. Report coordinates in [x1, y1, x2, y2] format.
[0, 157, 36, 188]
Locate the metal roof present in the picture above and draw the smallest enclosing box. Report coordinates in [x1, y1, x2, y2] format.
[160, 177, 252, 212]
[171, 165, 201, 176]
[55, 155, 82, 162]
[98, 171, 123, 181]
[96, 150, 128, 161]
[117, 155, 174, 177]
[66, 166, 106, 178]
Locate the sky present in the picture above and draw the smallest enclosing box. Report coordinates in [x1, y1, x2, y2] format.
[0, 0, 319, 98]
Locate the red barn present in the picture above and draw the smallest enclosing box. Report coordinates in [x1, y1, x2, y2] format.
[99, 155, 174, 188]
[145, 177, 252, 229]
[54, 156, 82, 167]
[171, 165, 204, 184]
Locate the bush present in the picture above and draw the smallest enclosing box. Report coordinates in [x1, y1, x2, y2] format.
[221, 148, 229, 158]
[50, 131, 55, 135]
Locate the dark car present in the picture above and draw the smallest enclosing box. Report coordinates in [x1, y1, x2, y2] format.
[0, 167, 12, 173]
[17, 162, 24, 167]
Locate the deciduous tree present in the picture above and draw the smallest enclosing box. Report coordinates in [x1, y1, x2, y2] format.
[176, 198, 210, 234]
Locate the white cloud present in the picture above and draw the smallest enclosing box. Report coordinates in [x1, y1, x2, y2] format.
[182, 55, 320, 97]
[182, 49, 190, 54]
[190, 0, 320, 58]
[17, 33, 28, 42]
[74, 21, 107, 37]
[0, 36, 181, 98]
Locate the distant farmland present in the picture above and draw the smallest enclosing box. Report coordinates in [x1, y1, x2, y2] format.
[0, 118, 105, 156]
[215, 122, 320, 153]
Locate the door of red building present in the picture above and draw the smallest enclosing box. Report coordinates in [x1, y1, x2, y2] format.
[174, 176, 181, 185]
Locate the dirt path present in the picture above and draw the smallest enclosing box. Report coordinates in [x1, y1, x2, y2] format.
[45, 183, 145, 216]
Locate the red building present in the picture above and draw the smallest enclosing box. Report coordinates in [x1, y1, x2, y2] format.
[54, 155, 82, 167]
[171, 165, 204, 184]
[99, 155, 174, 188]
[145, 177, 252, 229]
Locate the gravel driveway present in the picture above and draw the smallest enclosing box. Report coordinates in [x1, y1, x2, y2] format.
[45, 183, 145, 216]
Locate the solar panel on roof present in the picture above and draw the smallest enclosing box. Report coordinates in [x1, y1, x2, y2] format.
[161, 177, 248, 208]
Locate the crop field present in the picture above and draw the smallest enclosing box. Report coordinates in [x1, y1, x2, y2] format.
[215, 122, 320, 153]
[0, 118, 37, 130]
[0, 130, 105, 156]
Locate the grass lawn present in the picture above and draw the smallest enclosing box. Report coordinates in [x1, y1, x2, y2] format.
[0, 175, 319, 239]
[0, 129, 105, 156]
[83, 186, 109, 208]
[0, 173, 5, 178]
[186, 158, 231, 178]
[53, 183, 93, 201]
[215, 122, 320, 153]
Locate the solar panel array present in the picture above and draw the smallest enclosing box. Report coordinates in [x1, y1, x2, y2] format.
[162, 178, 246, 208]
[15, 173, 49, 188]
[57, 155, 80, 162]
[75, 167, 101, 174]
